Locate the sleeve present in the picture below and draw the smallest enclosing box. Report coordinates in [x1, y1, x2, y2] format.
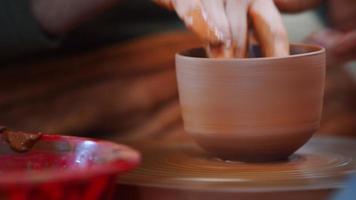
[0, 0, 59, 61]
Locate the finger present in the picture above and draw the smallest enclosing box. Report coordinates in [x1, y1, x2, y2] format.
[226, 0, 249, 58]
[250, 0, 289, 57]
[200, 0, 231, 43]
[201, 0, 233, 58]
[172, 0, 233, 58]
[172, 0, 220, 44]
[274, 0, 322, 13]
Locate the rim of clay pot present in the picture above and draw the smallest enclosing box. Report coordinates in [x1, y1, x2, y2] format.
[176, 43, 325, 62]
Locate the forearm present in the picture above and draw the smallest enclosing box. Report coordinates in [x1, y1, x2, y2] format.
[30, 0, 121, 36]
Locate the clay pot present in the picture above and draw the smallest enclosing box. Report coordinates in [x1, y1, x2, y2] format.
[176, 44, 325, 162]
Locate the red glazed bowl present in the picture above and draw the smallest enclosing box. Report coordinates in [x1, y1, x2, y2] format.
[0, 134, 140, 200]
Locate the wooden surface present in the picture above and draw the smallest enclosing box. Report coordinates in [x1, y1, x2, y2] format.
[0, 31, 355, 141]
[116, 135, 356, 200]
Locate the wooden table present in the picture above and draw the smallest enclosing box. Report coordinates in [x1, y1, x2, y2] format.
[0, 31, 355, 141]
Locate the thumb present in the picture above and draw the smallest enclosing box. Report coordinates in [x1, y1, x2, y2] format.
[274, 0, 323, 13]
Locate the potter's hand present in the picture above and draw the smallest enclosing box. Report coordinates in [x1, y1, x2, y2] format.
[155, 0, 289, 58]
[155, 0, 249, 58]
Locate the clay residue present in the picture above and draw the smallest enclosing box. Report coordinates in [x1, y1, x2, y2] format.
[1, 128, 43, 153]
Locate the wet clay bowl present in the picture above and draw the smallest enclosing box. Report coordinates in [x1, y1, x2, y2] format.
[0, 134, 140, 200]
[176, 44, 325, 162]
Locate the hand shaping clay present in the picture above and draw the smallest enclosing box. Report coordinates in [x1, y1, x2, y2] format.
[154, 0, 289, 58]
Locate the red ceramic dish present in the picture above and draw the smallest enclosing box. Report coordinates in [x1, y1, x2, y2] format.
[0, 134, 140, 200]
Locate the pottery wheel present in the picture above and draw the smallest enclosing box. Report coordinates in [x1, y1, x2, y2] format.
[116, 136, 356, 200]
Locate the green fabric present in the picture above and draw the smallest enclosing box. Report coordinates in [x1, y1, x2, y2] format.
[0, 0, 58, 61]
